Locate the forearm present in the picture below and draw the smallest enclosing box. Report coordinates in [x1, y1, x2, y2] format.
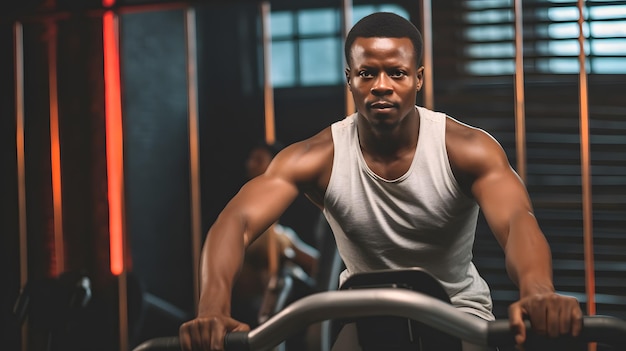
[197, 212, 247, 317]
[193, 174, 300, 317]
[504, 211, 555, 297]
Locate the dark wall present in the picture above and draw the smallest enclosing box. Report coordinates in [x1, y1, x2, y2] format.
[195, 2, 265, 234]
[121, 7, 194, 318]
[0, 21, 20, 351]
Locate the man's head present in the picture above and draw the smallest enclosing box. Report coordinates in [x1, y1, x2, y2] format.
[344, 12, 423, 69]
[344, 13, 424, 131]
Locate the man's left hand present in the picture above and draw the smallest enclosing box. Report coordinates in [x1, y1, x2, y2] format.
[508, 292, 583, 345]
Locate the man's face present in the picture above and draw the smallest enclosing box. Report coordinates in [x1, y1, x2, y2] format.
[346, 37, 424, 130]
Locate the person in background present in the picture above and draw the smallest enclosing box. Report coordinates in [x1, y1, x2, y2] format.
[180, 12, 582, 351]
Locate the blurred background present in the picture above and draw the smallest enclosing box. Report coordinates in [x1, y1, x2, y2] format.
[1, 0, 625, 350]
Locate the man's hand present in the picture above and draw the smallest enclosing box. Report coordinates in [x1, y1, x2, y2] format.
[179, 315, 250, 351]
[508, 292, 583, 346]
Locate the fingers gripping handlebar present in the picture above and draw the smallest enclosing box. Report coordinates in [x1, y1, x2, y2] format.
[134, 289, 626, 351]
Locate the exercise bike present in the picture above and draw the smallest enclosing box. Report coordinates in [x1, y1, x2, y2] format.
[133, 268, 626, 351]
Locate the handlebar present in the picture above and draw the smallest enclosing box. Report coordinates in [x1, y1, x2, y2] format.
[133, 288, 626, 351]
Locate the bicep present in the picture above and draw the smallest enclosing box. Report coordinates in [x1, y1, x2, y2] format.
[226, 175, 300, 246]
[455, 130, 533, 248]
[472, 162, 533, 248]
[219, 134, 330, 246]
[468, 141, 553, 291]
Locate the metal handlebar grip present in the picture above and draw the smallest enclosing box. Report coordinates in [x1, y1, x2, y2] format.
[224, 331, 250, 351]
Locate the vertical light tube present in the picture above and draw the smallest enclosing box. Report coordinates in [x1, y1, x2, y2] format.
[260, 2, 276, 145]
[184, 7, 202, 309]
[14, 21, 29, 351]
[103, 9, 125, 276]
[513, 0, 527, 183]
[47, 20, 64, 276]
[576, 2, 596, 345]
[341, 0, 354, 116]
[14, 20, 27, 302]
[420, 0, 434, 110]
[102, 6, 128, 351]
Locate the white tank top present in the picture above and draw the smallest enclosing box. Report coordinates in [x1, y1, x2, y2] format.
[323, 106, 494, 320]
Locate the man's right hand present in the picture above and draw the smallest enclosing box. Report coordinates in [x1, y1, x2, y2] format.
[179, 315, 250, 351]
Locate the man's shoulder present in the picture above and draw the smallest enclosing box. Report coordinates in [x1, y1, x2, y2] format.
[290, 127, 334, 158]
[445, 116, 493, 145]
[270, 127, 334, 183]
[444, 115, 509, 177]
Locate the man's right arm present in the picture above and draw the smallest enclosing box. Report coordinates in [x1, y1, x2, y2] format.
[179, 172, 301, 351]
[179, 132, 333, 351]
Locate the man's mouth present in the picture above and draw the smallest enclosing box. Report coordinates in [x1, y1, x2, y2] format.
[369, 101, 395, 109]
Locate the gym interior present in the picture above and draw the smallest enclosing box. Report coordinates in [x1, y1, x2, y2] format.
[1, 0, 625, 350]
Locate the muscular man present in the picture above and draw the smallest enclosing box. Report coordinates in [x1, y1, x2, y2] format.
[180, 12, 582, 351]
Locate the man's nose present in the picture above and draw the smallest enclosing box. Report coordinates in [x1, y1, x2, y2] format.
[371, 74, 393, 96]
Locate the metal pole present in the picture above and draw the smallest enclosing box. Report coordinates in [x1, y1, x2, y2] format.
[14, 19, 27, 295]
[184, 6, 202, 310]
[260, 2, 276, 145]
[513, 0, 527, 183]
[341, 0, 354, 116]
[14, 20, 29, 351]
[575, 5, 596, 351]
[420, 0, 434, 110]
[258, 2, 280, 279]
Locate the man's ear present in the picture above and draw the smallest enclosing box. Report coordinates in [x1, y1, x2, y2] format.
[345, 68, 351, 86]
[416, 66, 425, 92]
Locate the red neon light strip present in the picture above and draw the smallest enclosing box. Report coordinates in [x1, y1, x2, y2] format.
[103, 9, 124, 276]
[47, 23, 65, 277]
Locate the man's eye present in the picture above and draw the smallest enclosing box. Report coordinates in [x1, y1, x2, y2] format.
[358, 71, 373, 78]
[390, 71, 407, 78]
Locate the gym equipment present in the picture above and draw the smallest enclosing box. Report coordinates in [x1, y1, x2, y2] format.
[133, 269, 626, 351]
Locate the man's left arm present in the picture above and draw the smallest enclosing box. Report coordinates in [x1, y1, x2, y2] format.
[451, 126, 583, 345]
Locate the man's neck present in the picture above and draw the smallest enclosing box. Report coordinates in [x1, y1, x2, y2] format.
[358, 106, 420, 161]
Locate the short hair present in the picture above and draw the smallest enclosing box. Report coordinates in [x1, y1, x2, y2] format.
[344, 12, 423, 68]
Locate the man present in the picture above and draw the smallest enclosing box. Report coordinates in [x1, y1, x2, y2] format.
[180, 12, 582, 351]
